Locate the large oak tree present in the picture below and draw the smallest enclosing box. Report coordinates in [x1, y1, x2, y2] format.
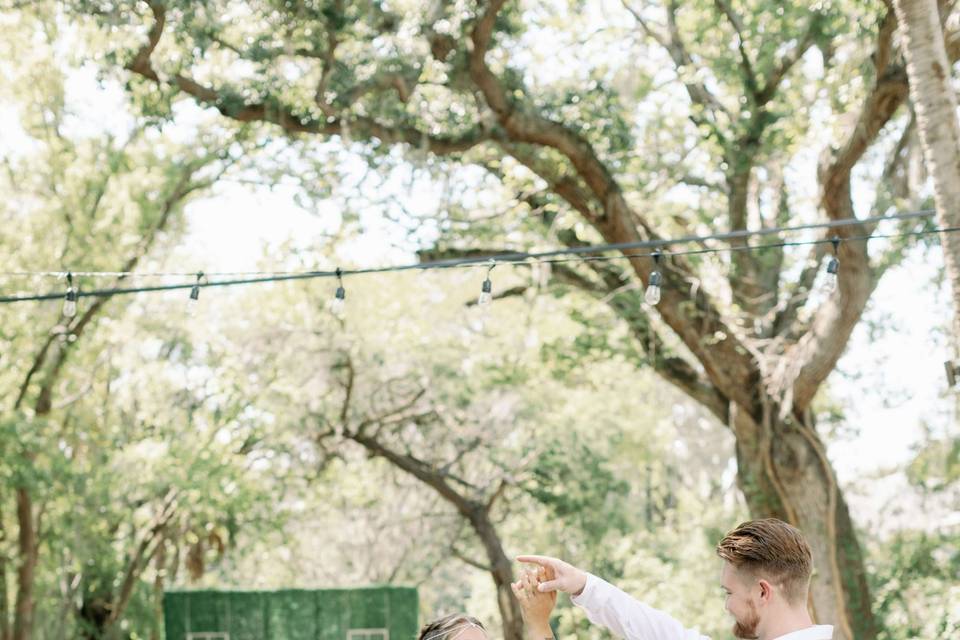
[64, 1, 960, 638]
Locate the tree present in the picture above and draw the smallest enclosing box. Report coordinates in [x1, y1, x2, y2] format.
[333, 356, 526, 640]
[891, 0, 960, 352]
[0, 7, 283, 637]
[174, 268, 744, 637]
[0, 133, 235, 640]
[60, 1, 960, 637]
[198, 271, 639, 640]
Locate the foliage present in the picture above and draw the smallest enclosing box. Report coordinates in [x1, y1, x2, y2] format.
[1, 2, 958, 640]
[869, 529, 960, 639]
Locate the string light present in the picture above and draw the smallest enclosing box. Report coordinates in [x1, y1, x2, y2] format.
[187, 272, 203, 313]
[63, 272, 77, 318]
[0, 213, 956, 308]
[644, 250, 662, 306]
[330, 267, 346, 318]
[478, 259, 495, 307]
[823, 237, 840, 293]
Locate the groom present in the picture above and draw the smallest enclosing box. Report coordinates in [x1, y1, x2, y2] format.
[518, 518, 833, 640]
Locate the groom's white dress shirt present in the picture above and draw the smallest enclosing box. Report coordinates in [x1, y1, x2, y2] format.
[571, 573, 833, 640]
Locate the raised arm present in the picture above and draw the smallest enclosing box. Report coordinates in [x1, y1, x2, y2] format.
[512, 567, 557, 640]
[516, 556, 710, 640]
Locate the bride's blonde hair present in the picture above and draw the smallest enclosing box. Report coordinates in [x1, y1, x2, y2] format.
[417, 614, 485, 640]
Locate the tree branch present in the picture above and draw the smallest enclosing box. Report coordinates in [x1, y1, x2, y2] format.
[770, 244, 827, 339]
[756, 12, 825, 105]
[713, 0, 759, 98]
[678, 174, 726, 192]
[126, 2, 494, 155]
[336, 67, 420, 107]
[818, 10, 907, 215]
[105, 489, 179, 627]
[348, 430, 480, 518]
[498, 145, 753, 407]
[26, 162, 205, 416]
[663, 1, 732, 124]
[620, 0, 731, 140]
[551, 261, 729, 421]
[451, 547, 494, 572]
[500, 143, 600, 219]
[787, 5, 937, 411]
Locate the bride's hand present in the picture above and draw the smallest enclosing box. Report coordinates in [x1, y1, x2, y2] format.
[511, 567, 556, 637]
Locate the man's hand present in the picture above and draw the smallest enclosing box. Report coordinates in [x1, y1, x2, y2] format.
[511, 566, 556, 639]
[515, 555, 588, 596]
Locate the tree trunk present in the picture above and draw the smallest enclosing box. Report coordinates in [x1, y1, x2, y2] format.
[1, 502, 11, 640]
[730, 405, 874, 640]
[726, 163, 766, 317]
[149, 539, 167, 640]
[12, 489, 37, 640]
[893, 0, 960, 347]
[347, 431, 524, 640]
[465, 509, 524, 640]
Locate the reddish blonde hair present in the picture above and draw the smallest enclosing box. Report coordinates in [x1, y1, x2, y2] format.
[716, 518, 813, 603]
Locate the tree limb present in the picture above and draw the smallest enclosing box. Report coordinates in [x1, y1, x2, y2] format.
[756, 11, 825, 105]
[783, 7, 960, 410]
[620, 0, 730, 140]
[451, 548, 494, 572]
[105, 489, 179, 627]
[127, 2, 495, 155]
[501, 146, 754, 407]
[550, 261, 729, 421]
[790, 6, 911, 410]
[713, 0, 759, 98]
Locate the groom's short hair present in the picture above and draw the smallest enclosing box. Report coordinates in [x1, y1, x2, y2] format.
[716, 518, 813, 604]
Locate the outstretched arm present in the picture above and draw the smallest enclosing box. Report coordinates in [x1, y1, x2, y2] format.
[515, 555, 587, 595]
[516, 556, 710, 640]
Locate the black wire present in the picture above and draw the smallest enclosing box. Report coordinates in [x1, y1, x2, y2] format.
[542, 224, 956, 265]
[0, 212, 948, 305]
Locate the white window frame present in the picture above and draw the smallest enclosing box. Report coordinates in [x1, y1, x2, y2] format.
[186, 633, 230, 640]
[347, 628, 389, 640]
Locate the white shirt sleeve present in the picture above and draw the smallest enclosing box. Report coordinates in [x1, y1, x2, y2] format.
[570, 573, 711, 640]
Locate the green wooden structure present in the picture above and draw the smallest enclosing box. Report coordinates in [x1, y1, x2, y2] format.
[163, 587, 418, 640]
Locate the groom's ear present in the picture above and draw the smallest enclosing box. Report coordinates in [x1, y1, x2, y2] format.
[757, 579, 773, 604]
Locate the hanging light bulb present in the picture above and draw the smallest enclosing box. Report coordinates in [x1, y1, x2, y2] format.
[823, 237, 840, 293]
[478, 278, 492, 306]
[645, 272, 662, 305]
[823, 257, 839, 292]
[330, 267, 346, 318]
[332, 284, 346, 316]
[63, 272, 78, 318]
[644, 250, 663, 306]
[187, 272, 203, 314]
[477, 259, 495, 307]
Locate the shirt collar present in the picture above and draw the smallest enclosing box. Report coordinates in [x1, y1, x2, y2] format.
[772, 625, 833, 640]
